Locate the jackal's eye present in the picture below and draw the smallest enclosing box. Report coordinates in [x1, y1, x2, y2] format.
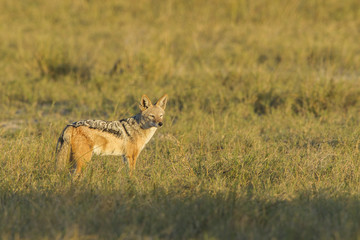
[149, 114, 155, 118]
[160, 114, 163, 118]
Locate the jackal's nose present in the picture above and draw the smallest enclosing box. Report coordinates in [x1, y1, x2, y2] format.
[158, 122, 163, 127]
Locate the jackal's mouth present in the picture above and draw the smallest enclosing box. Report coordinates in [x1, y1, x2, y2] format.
[151, 122, 163, 128]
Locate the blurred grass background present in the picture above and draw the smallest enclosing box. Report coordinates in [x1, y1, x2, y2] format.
[1, 0, 360, 239]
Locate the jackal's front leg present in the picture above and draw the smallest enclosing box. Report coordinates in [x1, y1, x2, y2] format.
[121, 155, 135, 175]
[126, 155, 137, 171]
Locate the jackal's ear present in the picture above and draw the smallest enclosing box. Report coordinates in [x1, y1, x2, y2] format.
[156, 94, 168, 110]
[139, 94, 153, 111]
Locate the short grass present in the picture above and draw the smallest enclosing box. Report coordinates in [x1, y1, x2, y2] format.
[1, 0, 360, 239]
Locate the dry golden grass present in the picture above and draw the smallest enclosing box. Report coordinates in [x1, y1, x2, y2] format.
[1, 0, 360, 239]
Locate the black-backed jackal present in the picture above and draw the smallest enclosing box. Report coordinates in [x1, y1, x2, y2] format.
[55, 94, 168, 174]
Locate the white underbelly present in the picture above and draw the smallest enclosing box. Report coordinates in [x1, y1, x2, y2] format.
[93, 145, 124, 156]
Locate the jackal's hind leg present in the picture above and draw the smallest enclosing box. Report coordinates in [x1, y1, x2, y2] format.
[71, 141, 93, 175]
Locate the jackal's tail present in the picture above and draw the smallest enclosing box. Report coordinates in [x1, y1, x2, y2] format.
[55, 125, 73, 171]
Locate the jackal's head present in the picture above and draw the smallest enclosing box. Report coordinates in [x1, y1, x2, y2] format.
[139, 94, 168, 128]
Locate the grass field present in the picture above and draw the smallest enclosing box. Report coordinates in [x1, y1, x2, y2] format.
[1, 0, 360, 239]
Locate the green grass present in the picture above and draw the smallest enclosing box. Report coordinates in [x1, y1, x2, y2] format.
[1, 0, 360, 239]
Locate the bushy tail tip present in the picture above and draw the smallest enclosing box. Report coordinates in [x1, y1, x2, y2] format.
[55, 126, 72, 171]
